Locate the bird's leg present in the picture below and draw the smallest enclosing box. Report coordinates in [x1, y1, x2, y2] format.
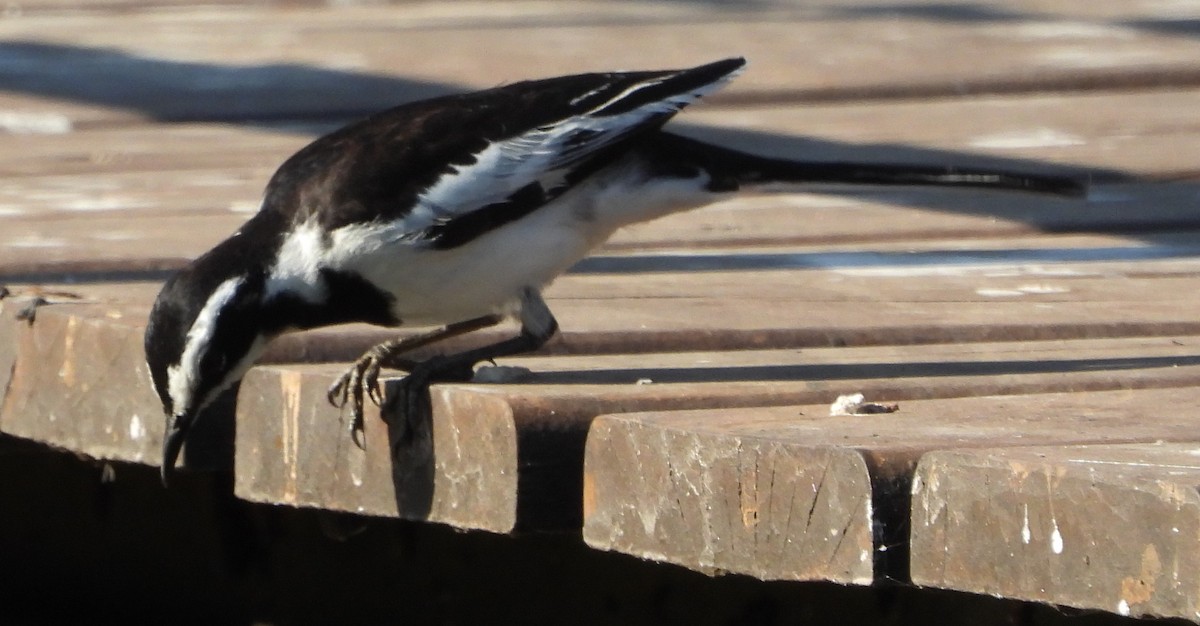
[328, 313, 503, 447]
[393, 289, 559, 449]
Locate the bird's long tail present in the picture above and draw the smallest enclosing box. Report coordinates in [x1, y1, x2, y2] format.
[646, 131, 1087, 197]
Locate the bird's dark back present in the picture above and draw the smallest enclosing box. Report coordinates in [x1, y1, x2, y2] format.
[257, 69, 688, 232]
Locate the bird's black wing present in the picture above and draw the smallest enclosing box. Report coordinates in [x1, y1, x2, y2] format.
[260, 58, 745, 245]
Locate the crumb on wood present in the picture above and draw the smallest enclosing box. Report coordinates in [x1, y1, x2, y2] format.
[830, 392, 900, 416]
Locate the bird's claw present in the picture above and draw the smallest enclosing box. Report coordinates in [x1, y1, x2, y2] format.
[327, 349, 424, 449]
[327, 353, 382, 450]
[350, 421, 367, 450]
[364, 363, 386, 407]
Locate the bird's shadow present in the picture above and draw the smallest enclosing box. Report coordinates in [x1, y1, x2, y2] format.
[379, 379, 437, 520]
[516, 353, 1200, 386]
[0, 40, 460, 127]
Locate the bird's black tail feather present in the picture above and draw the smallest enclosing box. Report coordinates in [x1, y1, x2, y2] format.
[647, 132, 1087, 197]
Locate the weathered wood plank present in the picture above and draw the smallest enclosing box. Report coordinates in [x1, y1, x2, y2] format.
[0, 123, 308, 178]
[18, 88, 1200, 181]
[4, 3, 1200, 126]
[8, 283, 1199, 506]
[679, 89, 1200, 178]
[584, 387, 1200, 584]
[584, 416, 879, 584]
[911, 442, 1200, 621]
[9, 241, 1200, 357]
[10, 89, 1200, 276]
[0, 294, 237, 469]
[12, 243, 1200, 359]
[234, 337, 1200, 533]
[6, 182, 1200, 279]
[0, 300, 165, 463]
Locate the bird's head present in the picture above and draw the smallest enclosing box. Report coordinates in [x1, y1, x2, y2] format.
[145, 246, 271, 484]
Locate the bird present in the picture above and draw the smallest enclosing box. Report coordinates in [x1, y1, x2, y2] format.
[144, 57, 1085, 484]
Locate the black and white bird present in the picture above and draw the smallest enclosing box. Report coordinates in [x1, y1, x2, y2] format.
[144, 58, 1083, 483]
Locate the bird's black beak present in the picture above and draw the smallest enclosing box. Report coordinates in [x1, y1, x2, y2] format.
[161, 412, 193, 486]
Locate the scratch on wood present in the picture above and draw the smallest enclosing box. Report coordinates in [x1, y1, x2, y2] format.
[279, 368, 304, 504]
[828, 490, 865, 568]
[582, 470, 597, 520]
[803, 457, 831, 539]
[740, 444, 760, 530]
[57, 315, 78, 387]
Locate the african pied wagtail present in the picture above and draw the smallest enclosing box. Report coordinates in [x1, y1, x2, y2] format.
[145, 58, 1085, 483]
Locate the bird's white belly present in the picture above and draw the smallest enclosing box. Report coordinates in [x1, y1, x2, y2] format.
[347, 197, 603, 325]
[317, 158, 714, 326]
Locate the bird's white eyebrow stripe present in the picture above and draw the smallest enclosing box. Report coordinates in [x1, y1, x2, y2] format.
[166, 276, 243, 415]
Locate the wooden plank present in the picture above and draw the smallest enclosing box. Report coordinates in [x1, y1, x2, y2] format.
[607, 182, 1200, 251]
[13, 88, 1200, 182]
[7, 277, 1200, 534]
[0, 299, 165, 464]
[0, 0, 269, 13]
[0, 123, 309, 178]
[234, 336, 1200, 534]
[911, 442, 1200, 621]
[10, 243, 1200, 356]
[0, 213, 244, 278]
[583, 387, 1200, 584]
[7, 188, 1200, 279]
[679, 89, 1200, 178]
[5, 180, 1200, 280]
[13, 243, 1200, 356]
[584, 417, 879, 584]
[7, 235, 1200, 527]
[7, 276, 1198, 462]
[0, 294, 236, 470]
[6, 90, 1199, 188]
[9, 90, 1200, 276]
[5, 3, 1200, 127]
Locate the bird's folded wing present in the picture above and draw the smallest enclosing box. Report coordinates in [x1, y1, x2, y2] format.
[403, 59, 746, 243]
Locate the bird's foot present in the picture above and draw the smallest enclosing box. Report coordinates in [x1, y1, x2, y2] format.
[325, 315, 508, 448]
[327, 345, 418, 448]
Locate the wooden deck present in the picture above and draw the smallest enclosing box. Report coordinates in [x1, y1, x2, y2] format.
[3, 0, 1200, 623]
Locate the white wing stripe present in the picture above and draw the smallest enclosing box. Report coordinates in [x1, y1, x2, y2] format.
[409, 69, 737, 237]
[583, 78, 666, 114]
